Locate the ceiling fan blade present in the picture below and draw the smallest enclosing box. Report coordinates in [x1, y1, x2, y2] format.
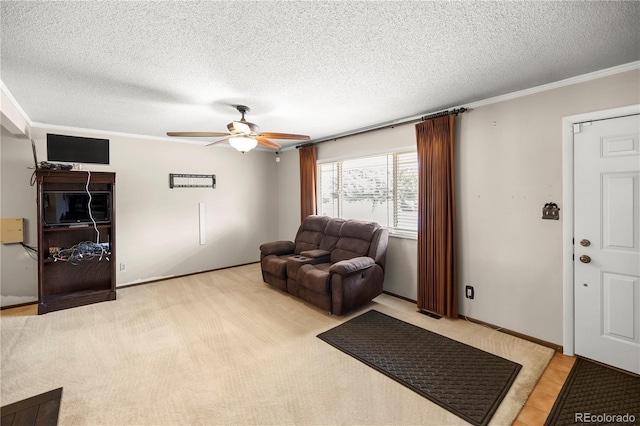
[206, 137, 232, 146]
[167, 132, 231, 137]
[257, 137, 281, 150]
[257, 132, 310, 141]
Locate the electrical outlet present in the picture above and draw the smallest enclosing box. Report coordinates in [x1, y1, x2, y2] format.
[465, 285, 474, 299]
[119, 263, 127, 272]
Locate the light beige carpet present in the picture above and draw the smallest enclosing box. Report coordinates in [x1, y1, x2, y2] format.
[1, 263, 553, 425]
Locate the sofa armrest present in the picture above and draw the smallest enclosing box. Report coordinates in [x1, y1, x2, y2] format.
[329, 256, 375, 275]
[260, 240, 295, 256]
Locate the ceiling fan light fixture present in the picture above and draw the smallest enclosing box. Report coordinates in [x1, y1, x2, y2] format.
[229, 136, 258, 153]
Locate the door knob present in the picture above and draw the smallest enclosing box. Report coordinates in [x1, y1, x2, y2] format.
[580, 239, 591, 247]
[579, 255, 591, 264]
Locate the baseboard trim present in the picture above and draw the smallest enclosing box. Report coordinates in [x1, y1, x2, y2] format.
[116, 261, 260, 289]
[1, 262, 261, 310]
[459, 314, 563, 352]
[0, 300, 37, 310]
[382, 290, 416, 304]
[381, 292, 563, 353]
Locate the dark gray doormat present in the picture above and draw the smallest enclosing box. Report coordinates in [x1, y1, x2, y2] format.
[544, 357, 640, 425]
[317, 310, 521, 426]
[1, 387, 62, 426]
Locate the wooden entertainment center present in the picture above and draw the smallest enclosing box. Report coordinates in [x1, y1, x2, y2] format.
[36, 170, 116, 314]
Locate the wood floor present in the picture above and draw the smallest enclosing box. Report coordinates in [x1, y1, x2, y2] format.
[2, 303, 573, 426]
[515, 351, 576, 425]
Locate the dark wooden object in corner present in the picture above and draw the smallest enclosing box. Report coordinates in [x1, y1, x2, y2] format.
[36, 170, 116, 314]
[0, 387, 62, 426]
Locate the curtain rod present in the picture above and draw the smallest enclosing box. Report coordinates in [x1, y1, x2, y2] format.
[296, 107, 468, 149]
[420, 107, 467, 121]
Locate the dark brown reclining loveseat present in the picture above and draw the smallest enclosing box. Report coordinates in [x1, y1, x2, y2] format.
[259, 215, 388, 315]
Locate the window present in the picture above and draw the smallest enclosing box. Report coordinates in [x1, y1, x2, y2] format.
[317, 151, 418, 237]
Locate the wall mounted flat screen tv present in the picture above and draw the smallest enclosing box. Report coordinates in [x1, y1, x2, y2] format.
[47, 133, 110, 164]
[43, 191, 111, 227]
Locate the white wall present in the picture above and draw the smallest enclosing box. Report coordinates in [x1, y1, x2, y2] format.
[276, 149, 301, 239]
[1, 88, 31, 138]
[0, 129, 39, 306]
[1, 126, 280, 306]
[277, 69, 640, 345]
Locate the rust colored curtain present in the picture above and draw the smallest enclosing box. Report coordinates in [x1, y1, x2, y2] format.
[415, 115, 458, 318]
[299, 145, 317, 221]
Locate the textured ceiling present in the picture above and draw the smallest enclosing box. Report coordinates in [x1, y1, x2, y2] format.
[1, 1, 639, 150]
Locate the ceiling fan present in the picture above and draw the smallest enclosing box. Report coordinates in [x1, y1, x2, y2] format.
[167, 105, 310, 153]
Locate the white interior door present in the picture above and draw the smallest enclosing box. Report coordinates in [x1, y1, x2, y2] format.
[574, 113, 640, 375]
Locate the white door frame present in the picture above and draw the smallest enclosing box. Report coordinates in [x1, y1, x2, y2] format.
[562, 104, 640, 355]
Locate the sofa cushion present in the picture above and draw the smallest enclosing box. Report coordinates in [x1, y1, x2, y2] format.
[294, 231, 324, 253]
[261, 254, 295, 279]
[287, 254, 316, 280]
[331, 219, 380, 263]
[300, 265, 331, 294]
[341, 219, 378, 239]
[294, 215, 330, 254]
[319, 218, 344, 251]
